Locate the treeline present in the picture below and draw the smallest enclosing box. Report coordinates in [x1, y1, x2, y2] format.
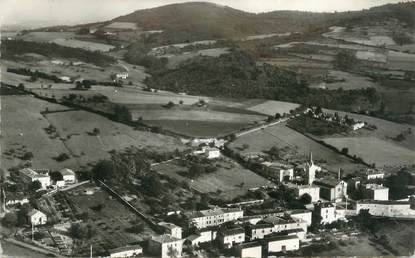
[145, 50, 381, 112]
[1, 40, 115, 66]
[7, 68, 65, 83]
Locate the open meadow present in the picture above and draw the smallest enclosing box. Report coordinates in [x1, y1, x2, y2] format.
[153, 158, 275, 200]
[229, 122, 367, 174]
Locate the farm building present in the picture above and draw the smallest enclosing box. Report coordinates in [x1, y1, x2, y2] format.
[158, 222, 182, 239]
[28, 209, 47, 226]
[19, 168, 51, 189]
[365, 184, 389, 200]
[314, 178, 348, 203]
[148, 234, 183, 258]
[109, 244, 143, 258]
[185, 207, 243, 229]
[115, 72, 128, 80]
[266, 235, 300, 253]
[59, 168, 76, 184]
[356, 200, 415, 218]
[366, 168, 384, 180]
[59, 76, 72, 82]
[236, 242, 262, 258]
[218, 227, 245, 249]
[205, 147, 220, 159]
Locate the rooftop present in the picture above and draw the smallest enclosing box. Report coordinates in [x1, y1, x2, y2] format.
[186, 207, 242, 219]
[158, 222, 181, 230]
[365, 184, 388, 190]
[27, 209, 45, 217]
[220, 227, 245, 236]
[266, 234, 299, 242]
[314, 177, 343, 188]
[151, 234, 182, 244]
[109, 244, 142, 254]
[358, 200, 410, 205]
[238, 241, 262, 249]
[19, 168, 49, 179]
[59, 168, 75, 176]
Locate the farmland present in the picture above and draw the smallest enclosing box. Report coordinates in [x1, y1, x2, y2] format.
[153, 158, 275, 200]
[228, 122, 367, 174]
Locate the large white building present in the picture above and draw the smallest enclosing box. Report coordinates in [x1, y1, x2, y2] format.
[287, 210, 312, 227]
[185, 207, 243, 229]
[366, 169, 385, 181]
[59, 168, 76, 184]
[109, 245, 143, 258]
[148, 235, 183, 258]
[365, 184, 389, 201]
[266, 235, 300, 253]
[356, 200, 415, 218]
[294, 184, 320, 203]
[19, 168, 51, 189]
[186, 228, 217, 246]
[28, 209, 47, 226]
[262, 162, 294, 182]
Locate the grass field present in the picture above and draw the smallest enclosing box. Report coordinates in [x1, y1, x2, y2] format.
[153, 158, 275, 200]
[244, 100, 299, 116]
[310, 70, 379, 90]
[229, 122, 367, 174]
[323, 137, 415, 167]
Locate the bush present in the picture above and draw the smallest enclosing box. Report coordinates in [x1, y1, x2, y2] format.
[54, 153, 70, 162]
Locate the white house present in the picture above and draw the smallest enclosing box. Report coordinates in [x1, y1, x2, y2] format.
[247, 223, 275, 240]
[59, 168, 76, 184]
[365, 184, 389, 201]
[158, 222, 182, 239]
[185, 207, 243, 229]
[115, 72, 128, 80]
[59, 76, 72, 82]
[148, 235, 183, 258]
[266, 235, 300, 253]
[237, 242, 262, 258]
[19, 168, 51, 189]
[186, 228, 217, 246]
[218, 227, 245, 249]
[262, 162, 294, 182]
[109, 244, 143, 258]
[351, 122, 365, 131]
[366, 169, 384, 180]
[28, 209, 47, 226]
[205, 147, 220, 159]
[314, 202, 346, 224]
[287, 210, 312, 227]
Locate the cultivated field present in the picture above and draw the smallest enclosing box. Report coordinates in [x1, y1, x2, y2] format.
[51, 38, 115, 52]
[153, 158, 275, 200]
[229, 122, 367, 174]
[244, 100, 299, 116]
[310, 70, 379, 90]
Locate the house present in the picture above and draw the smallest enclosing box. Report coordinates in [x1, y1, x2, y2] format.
[365, 184, 389, 201]
[186, 228, 217, 246]
[158, 222, 182, 239]
[266, 235, 300, 253]
[59, 168, 76, 184]
[109, 244, 143, 258]
[313, 177, 348, 202]
[59, 76, 72, 82]
[314, 202, 346, 224]
[356, 200, 415, 218]
[274, 228, 306, 241]
[287, 210, 312, 227]
[51, 60, 64, 65]
[247, 223, 275, 240]
[115, 72, 128, 80]
[263, 216, 308, 234]
[148, 235, 183, 258]
[55, 180, 65, 188]
[28, 209, 47, 226]
[236, 242, 262, 258]
[218, 227, 245, 249]
[185, 207, 243, 229]
[19, 168, 51, 189]
[351, 122, 365, 130]
[262, 162, 294, 182]
[205, 147, 220, 159]
[366, 169, 384, 180]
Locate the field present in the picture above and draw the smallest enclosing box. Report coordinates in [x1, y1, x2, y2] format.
[0, 95, 78, 175]
[323, 137, 415, 167]
[15, 31, 115, 52]
[228, 122, 367, 175]
[44, 109, 186, 165]
[244, 100, 299, 116]
[310, 70, 379, 90]
[153, 158, 275, 200]
[63, 183, 154, 255]
[163, 47, 229, 68]
[0, 94, 186, 176]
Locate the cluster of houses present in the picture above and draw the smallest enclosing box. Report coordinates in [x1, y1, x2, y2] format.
[305, 106, 366, 131]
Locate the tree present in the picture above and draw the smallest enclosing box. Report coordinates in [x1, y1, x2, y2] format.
[17, 83, 25, 91]
[1, 212, 18, 227]
[92, 128, 100, 135]
[21, 151, 34, 160]
[275, 113, 281, 120]
[341, 147, 349, 155]
[141, 175, 163, 197]
[92, 160, 114, 181]
[49, 171, 63, 182]
[29, 180, 42, 191]
[69, 223, 96, 239]
[299, 193, 312, 204]
[113, 105, 132, 122]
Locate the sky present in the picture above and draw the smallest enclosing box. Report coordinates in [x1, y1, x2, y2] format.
[0, 0, 408, 27]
